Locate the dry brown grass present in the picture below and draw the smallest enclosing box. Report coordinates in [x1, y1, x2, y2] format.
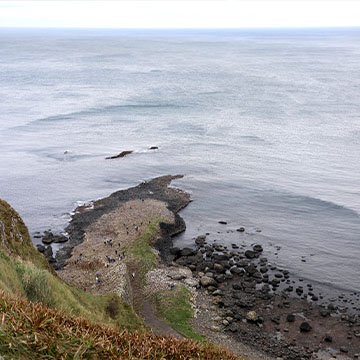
[0, 290, 240, 360]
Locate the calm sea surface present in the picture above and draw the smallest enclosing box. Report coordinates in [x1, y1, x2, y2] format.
[0, 28, 359, 300]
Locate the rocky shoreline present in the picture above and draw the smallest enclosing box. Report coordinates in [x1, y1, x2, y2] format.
[37, 175, 359, 360]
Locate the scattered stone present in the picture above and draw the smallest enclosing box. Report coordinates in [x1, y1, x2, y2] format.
[184, 279, 199, 288]
[245, 250, 256, 259]
[36, 244, 46, 253]
[200, 276, 217, 287]
[324, 334, 333, 342]
[253, 244, 263, 252]
[195, 235, 206, 245]
[149, 146, 158, 150]
[236, 227, 245, 232]
[180, 248, 196, 256]
[246, 311, 259, 323]
[299, 322, 312, 332]
[286, 314, 295, 323]
[218, 221, 227, 225]
[340, 346, 348, 353]
[211, 325, 220, 332]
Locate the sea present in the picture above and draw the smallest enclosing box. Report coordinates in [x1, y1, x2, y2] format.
[0, 28, 359, 306]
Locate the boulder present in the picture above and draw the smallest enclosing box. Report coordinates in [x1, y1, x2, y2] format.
[236, 227, 245, 232]
[213, 263, 226, 273]
[180, 248, 196, 257]
[200, 276, 217, 287]
[253, 244, 263, 252]
[245, 250, 255, 259]
[195, 235, 206, 245]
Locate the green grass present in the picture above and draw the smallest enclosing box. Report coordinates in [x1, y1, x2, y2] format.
[154, 285, 205, 342]
[0, 199, 51, 271]
[128, 218, 166, 286]
[0, 250, 142, 332]
[0, 199, 143, 333]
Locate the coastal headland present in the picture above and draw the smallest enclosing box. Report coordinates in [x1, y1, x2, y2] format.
[38, 175, 360, 360]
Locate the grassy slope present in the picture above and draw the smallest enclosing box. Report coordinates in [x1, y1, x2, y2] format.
[0, 199, 240, 359]
[0, 290, 238, 360]
[0, 199, 142, 332]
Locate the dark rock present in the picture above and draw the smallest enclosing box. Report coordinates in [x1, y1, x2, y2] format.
[105, 150, 133, 159]
[215, 274, 226, 283]
[213, 253, 229, 261]
[229, 325, 238, 333]
[180, 248, 196, 257]
[169, 247, 181, 256]
[149, 146, 158, 150]
[232, 284, 243, 290]
[195, 235, 206, 245]
[214, 263, 226, 273]
[245, 264, 257, 275]
[324, 335, 333, 342]
[53, 235, 68, 243]
[245, 250, 256, 259]
[236, 227, 245, 232]
[300, 322, 312, 332]
[287, 314, 296, 323]
[340, 346, 348, 353]
[253, 244, 263, 252]
[320, 309, 330, 317]
[36, 244, 46, 253]
[218, 221, 227, 225]
[44, 245, 53, 258]
[230, 267, 243, 275]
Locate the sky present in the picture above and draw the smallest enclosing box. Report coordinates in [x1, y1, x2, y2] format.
[0, 0, 359, 29]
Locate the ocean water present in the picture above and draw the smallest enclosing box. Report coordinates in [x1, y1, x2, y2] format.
[0, 28, 359, 300]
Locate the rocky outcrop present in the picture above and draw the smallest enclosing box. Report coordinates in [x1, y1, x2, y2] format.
[105, 151, 133, 159]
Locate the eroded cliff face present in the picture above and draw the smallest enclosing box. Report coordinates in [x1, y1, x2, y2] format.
[0, 199, 50, 270]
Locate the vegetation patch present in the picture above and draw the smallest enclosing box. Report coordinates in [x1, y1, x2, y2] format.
[154, 285, 205, 342]
[128, 218, 165, 286]
[0, 291, 238, 360]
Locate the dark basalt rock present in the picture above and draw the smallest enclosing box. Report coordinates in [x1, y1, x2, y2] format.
[253, 244, 263, 252]
[42, 231, 68, 244]
[36, 244, 45, 253]
[195, 235, 206, 245]
[286, 314, 296, 323]
[245, 250, 255, 259]
[169, 247, 181, 256]
[105, 150, 133, 159]
[180, 247, 196, 257]
[149, 146, 158, 150]
[324, 334, 333, 342]
[218, 221, 227, 225]
[300, 322, 312, 332]
[236, 227, 245, 232]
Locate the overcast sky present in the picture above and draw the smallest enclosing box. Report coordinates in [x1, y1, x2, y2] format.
[0, 0, 359, 29]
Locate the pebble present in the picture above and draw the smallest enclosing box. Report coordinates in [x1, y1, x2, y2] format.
[211, 325, 220, 332]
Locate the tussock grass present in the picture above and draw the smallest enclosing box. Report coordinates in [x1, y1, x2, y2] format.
[0, 290, 239, 360]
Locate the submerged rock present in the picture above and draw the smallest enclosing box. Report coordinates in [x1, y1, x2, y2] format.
[105, 150, 133, 159]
